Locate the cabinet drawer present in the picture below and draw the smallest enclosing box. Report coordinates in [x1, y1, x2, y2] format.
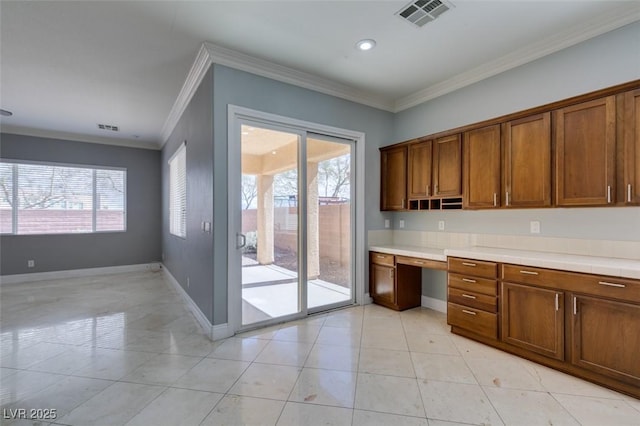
[449, 257, 497, 278]
[448, 287, 497, 313]
[502, 264, 568, 287]
[574, 275, 640, 304]
[448, 273, 497, 296]
[370, 252, 395, 267]
[447, 302, 498, 340]
[397, 255, 447, 270]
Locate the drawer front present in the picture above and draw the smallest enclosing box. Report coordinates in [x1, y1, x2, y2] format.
[396, 255, 447, 270]
[503, 264, 640, 303]
[370, 252, 395, 267]
[502, 264, 568, 287]
[447, 302, 498, 340]
[449, 257, 497, 279]
[448, 273, 497, 296]
[575, 275, 640, 304]
[448, 287, 497, 313]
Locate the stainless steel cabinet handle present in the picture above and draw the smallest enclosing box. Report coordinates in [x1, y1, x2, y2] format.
[628, 184, 633, 202]
[506, 191, 510, 206]
[493, 193, 497, 207]
[520, 270, 539, 275]
[462, 278, 477, 283]
[401, 199, 405, 209]
[462, 309, 477, 315]
[462, 262, 476, 267]
[573, 296, 577, 315]
[414, 260, 425, 265]
[462, 294, 477, 299]
[598, 281, 626, 288]
[555, 293, 559, 311]
[607, 185, 612, 203]
[427, 185, 430, 197]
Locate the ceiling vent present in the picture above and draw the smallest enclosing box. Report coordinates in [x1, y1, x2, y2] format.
[396, 0, 452, 28]
[97, 124, 119, 132]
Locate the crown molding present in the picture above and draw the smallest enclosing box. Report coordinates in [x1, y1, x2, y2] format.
[160, 6, 639, 144]
[159, 44, 214, 147]
[159, 42, 396, 147]
[202, 42, 395, 112]
[394, 6, 640, 112]
[0, 125, 159, 150]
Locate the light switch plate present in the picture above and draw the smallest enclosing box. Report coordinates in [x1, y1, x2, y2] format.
[438, 221, 445, 231]
[384, 219, 390, 229]
[399, 219, 405, 229]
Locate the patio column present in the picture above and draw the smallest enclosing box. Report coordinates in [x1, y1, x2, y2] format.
[257, 174, 274, 265]
[307, 162, 320, 279]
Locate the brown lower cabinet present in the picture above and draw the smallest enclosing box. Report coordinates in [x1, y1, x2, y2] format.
[570, 294, 640, 385]
[448, 257, 640, 399]
[370, 252, 421, 311]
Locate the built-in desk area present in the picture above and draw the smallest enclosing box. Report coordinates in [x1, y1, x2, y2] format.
[368, 245, 446, 311]
[368, 243, 640, 399]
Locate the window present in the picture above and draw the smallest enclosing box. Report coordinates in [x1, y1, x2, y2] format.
[0, 160, 126, 235]
[169, 143, 186, 238]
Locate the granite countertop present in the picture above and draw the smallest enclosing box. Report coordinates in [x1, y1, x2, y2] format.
[369, 244, 640, 280]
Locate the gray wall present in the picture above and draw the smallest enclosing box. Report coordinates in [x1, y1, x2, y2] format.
[390, 22, 640, 302]
[0, 133, 161, 275]
[161, 68, 215, 322]
[211, 63, 395, 325]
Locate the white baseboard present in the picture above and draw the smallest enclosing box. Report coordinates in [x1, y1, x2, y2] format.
[212, 323, 233, 340]
[0, 263, 159, 285]
[161, 265, 215, 339]
[421, 295, 447, 314]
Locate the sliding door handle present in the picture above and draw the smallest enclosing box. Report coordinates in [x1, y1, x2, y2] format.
[236, 233, 247, 249]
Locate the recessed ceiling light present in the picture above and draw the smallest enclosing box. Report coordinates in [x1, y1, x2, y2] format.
[356, 39, 376, 51]
[0, 109, 13, 117]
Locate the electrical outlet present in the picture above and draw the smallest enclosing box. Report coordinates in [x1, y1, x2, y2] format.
[530, 221, 541, 234]
[399, 219, 405, 229]
[438, 221, 445, 231]
[384, 219, 390, 229]
[27, 260, 35, 268]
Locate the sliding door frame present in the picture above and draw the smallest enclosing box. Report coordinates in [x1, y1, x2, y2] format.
[227, 105, 365, 335]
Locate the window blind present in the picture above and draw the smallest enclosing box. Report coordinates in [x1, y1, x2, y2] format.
[0, 160, 126, 235]
[169, 143, 186, 238]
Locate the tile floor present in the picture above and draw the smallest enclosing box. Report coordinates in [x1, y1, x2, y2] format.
[1, 271, 639, 426]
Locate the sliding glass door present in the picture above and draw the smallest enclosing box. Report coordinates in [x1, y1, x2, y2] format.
[234, 121, 354, 330]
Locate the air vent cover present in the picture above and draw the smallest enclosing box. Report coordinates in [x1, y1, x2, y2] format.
[396, 0, 451, 28]
[97, 124, 119, 132]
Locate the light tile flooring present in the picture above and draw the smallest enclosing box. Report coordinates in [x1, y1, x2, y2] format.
[1, 271, 639, 426]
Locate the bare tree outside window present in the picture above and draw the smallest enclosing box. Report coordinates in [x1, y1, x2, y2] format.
[241, 174, 258, 210]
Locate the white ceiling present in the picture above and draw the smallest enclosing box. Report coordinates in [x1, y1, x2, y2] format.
[1, 1, 639, 150]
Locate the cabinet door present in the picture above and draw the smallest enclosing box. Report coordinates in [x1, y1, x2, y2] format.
[504, 113, 551, 207]
[371, 264, 395, 305]
[501, 282, 564, 360]
[623, 89, 640, 204]
[555, 96, 616, 206]
[433, 134, 462, 197]
[381, 146, 407, 210]
[463, 125, 501, 208]
[570, 294, 640, 386]
[407, 140, 433, 199]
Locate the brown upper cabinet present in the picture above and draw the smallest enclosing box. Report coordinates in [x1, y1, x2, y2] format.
[503, 113, 552, 208]
[433, 134, 462, 197]
[555, 96, 616, 206]
[623, 89, 640, 204]
[463, 125, 501, 209]
[407, 140, 433, 199]
[380, 81, 639, 212]
[380, 145, 407, 211]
